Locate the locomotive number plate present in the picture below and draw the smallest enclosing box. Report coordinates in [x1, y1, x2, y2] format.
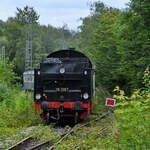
[56, 88, 69, 92]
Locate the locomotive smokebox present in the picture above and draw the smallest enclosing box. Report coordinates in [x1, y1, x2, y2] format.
[69, 48, 75, 50]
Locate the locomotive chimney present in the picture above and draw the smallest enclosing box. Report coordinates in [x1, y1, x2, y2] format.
[69, 48, 75, 50]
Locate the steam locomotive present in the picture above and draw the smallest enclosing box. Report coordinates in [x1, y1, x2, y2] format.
[34, 49, 95, 124]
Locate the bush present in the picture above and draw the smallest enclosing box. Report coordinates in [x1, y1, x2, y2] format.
[93, 87, 112, 114]
[0, 58, 41, 139]
[105, 68, 150, 149]
[0, 57, 18, 87]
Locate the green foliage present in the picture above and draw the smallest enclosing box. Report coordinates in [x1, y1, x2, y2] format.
[0, 59, 41, 140]
[93, 88, 111, 114]
[0, 57, 16, 103]
[5, 21, 26, 74]
[143, 67, 150, 90]
[0, 90, 42, 139]
[1, 1, 150, 94]
[130, 0, 150, 27]
[78, 0, 150, 94]
[0, 8, 79, 75]
[105, 70, 150, 149]
[1, 1, 150, 149]
[54, 114, 114, 150]
[15, 6, 40, 25]
[79, 2, 109, 53]
[0, 57, 17, 86]
[0, 93, 34, 128]
[31, 124, 60, 143]
[91, 8, 121, 91]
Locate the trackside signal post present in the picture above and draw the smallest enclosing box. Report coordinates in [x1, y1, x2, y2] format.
[105, 98, 116, 107]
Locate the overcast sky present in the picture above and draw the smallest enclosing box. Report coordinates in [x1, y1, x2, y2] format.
[0, 0, 130, 30]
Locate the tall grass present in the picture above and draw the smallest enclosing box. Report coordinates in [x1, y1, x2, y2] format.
[0, 58, 41, 139]
[93, 87, 112, 114]
[102, 68, 150, 149]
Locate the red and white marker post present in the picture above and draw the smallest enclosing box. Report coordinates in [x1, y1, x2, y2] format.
[105, 98, 116, 107]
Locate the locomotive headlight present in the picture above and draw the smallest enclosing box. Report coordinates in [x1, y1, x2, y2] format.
[83, 93, 89, 99]
[38, 71, 40, 75]
[36, 94, 41, 100]
[84, 70, 87, 75]
[60, 67, 65, 74]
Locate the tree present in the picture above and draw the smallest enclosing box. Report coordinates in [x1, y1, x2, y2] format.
[115, 0, 150, 93]
[130, 0, 150, 27]
[4, 6, 40, 74]
[2, 6, 79, 75]
[79, 2, 108, 53]
[15, 6, 39, 25]
[5, 21, 26, 74]
[91, 8, 121, 91]
[78, 0, 150, 94]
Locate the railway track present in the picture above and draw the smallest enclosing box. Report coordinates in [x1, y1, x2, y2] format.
[6, 137, 33, 150]
[7, 111, 110, 150]
[49, 111, 111, 150]
[6, 137, 50, 150]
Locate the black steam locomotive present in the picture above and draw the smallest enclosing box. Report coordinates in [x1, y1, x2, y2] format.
[34, 49, 95, 124]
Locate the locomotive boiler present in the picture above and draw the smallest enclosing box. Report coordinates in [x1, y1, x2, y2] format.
[34, 49, 95, 124]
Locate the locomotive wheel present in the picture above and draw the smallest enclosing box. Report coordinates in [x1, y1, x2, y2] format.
[46, 112, 52, 125]
[60, 117, 65, 126]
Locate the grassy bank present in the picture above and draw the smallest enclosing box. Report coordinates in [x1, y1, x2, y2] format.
[0, 58, 41, 142]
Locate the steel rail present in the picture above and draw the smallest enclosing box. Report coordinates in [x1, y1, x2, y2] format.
[49, 111, 111, 150]
[6, 111, 111, 150]
[28, 140, 50, 150]
[6, 136, 32, 150]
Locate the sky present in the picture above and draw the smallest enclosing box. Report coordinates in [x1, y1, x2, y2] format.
[0, 0, 130, 30]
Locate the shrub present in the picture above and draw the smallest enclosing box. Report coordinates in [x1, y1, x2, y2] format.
[105, 68, 150, 149]
[93, 87, 112, 114]
[0, 58, 41, 139]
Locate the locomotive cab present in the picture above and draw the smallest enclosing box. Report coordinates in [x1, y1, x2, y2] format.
[34, 49, 95, 124]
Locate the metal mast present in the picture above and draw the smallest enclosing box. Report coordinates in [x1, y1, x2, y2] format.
[1, 46, 5, 62]
[25, 15, 33, 71]
[62, 26, 67, 49]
